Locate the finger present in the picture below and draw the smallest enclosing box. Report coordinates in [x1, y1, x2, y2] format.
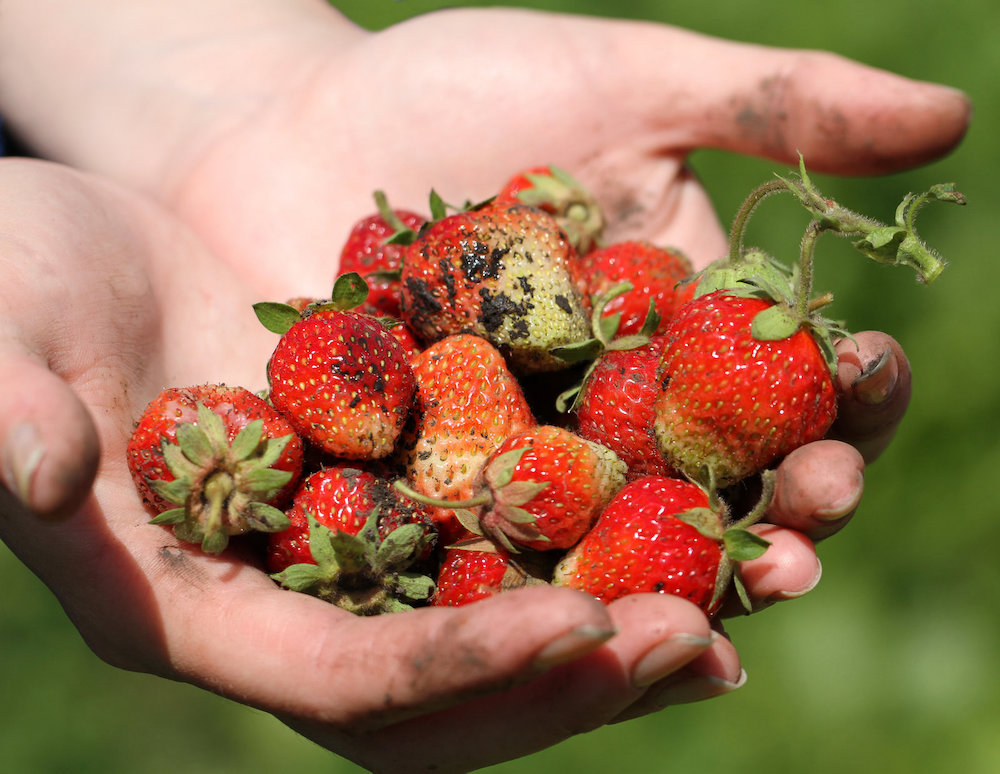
[0, 346, 100, 519]
[299, 593, 714, 773]
[828, 332, 912, 463]
[768, 439, 866, 540]
[162, 580, 617, 729]
[604, 23, 972, 174]
[610, 624, 745, 722]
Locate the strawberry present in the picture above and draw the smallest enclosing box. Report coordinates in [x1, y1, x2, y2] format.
[494, 164, 605, 255]
[394, 334, 536, 545]
[268, 464, 438, 615]
[653, 289, 839, 489]
[126, 383, 303, 554]
[573, 335, 678, 481]
[432, 542, 549, 607]
[266, 463, 437, 573]
[553, 475, 771, 616]
[653, 161, 962, 489]
[256, 273, 416, 460]
[578, 240, 693, 336]
[399, 424, 627, 552]
[338, 200, 426, 319]
[399, 198, 591, 373]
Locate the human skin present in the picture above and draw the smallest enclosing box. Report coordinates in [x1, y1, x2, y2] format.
[0, 2, 970, 772]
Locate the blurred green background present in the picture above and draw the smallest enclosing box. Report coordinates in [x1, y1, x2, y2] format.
[2, 1, 997, 772]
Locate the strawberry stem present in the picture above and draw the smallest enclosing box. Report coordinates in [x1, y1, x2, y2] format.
[728, 179, 787, 265]
[393, 479, 492, 510]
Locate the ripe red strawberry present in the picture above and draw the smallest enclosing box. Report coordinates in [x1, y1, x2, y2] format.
[553, 475, 770, 616]
[400, 424, 626, 552]
[494, 164, 605, 254]
[573, 335, 678, 481]
[266, 463, 437, 573]
[579, 240, 693, 336]
[399, 199, 591, 373]
[339, 203, 426, 318]
[268, 464, 438, 615]
[653, 289, 838, 488]
[395, 334, 536, 545]
[432, 542, 548, 607]
[258, 274, 417, 460]
[126, 383, 304, 554]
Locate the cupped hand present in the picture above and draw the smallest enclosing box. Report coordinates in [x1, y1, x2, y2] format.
[0, 2, 970, 772]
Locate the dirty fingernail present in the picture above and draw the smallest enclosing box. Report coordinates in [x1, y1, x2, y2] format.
[652, 668, 748, 705]
[632, 632, 717, 688]
[533, 624, 617, 671]
[852, 346, 897, 405]
[2, 421, 45, 509]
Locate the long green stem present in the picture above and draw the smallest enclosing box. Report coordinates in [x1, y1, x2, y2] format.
[728, 180, 788, 264]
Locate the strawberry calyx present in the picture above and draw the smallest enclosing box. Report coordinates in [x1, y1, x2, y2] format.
[148, 403, 294, 554]
[674, 469, 776, 613]
[253, 271, 371, 335]
[271, 510, 437, 615]
[504, 166, 606, 254]
[551, 281, 661, 412]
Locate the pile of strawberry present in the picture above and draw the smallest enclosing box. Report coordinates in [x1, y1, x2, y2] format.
[126, 162, 963, 617]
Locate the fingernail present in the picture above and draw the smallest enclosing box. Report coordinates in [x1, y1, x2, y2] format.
[852, 346, 896, 405]
[770, 559, 823, 602]
[816, 472, 864, 521]
[651, 668, 748, 706]
[632, 632, 717, 688]
[2, 421, 45, 509]
[532, 624, 617, 671]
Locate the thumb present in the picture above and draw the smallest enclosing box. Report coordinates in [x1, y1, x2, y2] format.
[0, 346, 100, 519]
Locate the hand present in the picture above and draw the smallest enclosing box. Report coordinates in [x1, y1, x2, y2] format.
[0, 2, 968, 772]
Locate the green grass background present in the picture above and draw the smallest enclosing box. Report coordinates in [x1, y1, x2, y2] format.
[3, 1, 998, 772]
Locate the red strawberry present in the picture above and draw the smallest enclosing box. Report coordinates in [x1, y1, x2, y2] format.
[266, 463, 437, 573]
[395, 334, 536, 545]
[257, 274, 417, 460]
[573, 335, 678, 481]
[400, 424, 626, 552]
[399, 199, 591, 373]
[268, 464, 438, 615]
[339, 203, 426, 318]
[553, 475, 771, 616]
[126, 383, 304, 554]
[432, 542, 548, 607]
[494, 164, 605, 254]
[579, 240, 693, 336]
[653, 289, 838, 488]
[411, 424, 626, 552]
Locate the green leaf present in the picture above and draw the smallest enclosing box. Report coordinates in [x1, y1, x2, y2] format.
[200, 531, 230, 555]
[327, 529, 370, 575]
[272, 563, 330, 593]
[243, 466, 294, 495]
[375, 524, 427, 572]
[149, 507, 187, 525]
[229, 419, 264, 461]
[245, 502, 291, 532]
[550, 337, 603, 363]
[484, 446, 529, 489]
[151, 477, 192, 507]
[161, 441, 201, 480]
[256, 433, 292, 468]
[175, 421, 216, 467]
[253, 301, 302, 335]
[428, 189, 448, 221]
[195, 404, 228, 457]
[306, 515, 340, 569]
[674, 507, 724, 541]
[496, 480, 549, 508]
[330, 271, 370, 310]
[392, 571, 436, 602]
[722, 528, 771, 562]
[750, 304, 802, 341]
